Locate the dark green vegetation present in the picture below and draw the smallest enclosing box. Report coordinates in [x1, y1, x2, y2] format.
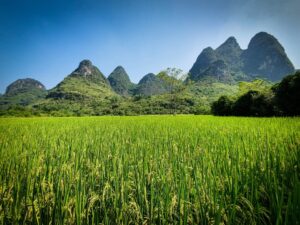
[0, 32, 296, 116]
[272, 72, 300, 116]
[212, 71, 300, 116]
[0, 116, 299, 224]
[108, 66, 136, 96]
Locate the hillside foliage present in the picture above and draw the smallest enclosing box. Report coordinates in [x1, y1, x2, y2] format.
[212, 71, 300, 116]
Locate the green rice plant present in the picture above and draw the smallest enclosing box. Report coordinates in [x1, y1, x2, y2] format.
[0, 115, 299, 224]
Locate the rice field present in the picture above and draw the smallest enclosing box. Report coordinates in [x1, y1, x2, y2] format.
[0, 115, 299, 225]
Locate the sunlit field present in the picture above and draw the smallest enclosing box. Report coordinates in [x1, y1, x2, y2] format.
[0, 116, 299, 224]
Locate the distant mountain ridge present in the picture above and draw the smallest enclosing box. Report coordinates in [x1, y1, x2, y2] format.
[0, 31, 296, 114]
[189, 32, 295, 82]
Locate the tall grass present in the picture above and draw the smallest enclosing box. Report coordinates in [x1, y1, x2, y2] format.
[0, 116, 299, 224]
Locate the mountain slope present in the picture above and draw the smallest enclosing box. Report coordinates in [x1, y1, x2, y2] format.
[215, 36, 243, 70]
[189, 38, 245, 83]
[189, 47, 218, 81]
[134, 73, 168, 96]
[188, 32, 295, 82]
[47, 60, 115, 100]
[242, 32, 295, 81]
[108, 66, 136, 96]
[0, 78, 47, 108]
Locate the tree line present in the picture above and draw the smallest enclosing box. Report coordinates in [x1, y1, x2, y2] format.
[212, 71, 300, 116]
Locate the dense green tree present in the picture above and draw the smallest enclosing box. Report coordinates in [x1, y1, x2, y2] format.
[232, 90, 274, 116]
[211, 96, 233, 116]
[232, 91, 257, 116]
[212, 89, 275, 117]
[272, 71, 300, 116]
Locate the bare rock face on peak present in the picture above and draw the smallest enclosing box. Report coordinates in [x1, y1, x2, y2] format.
[70, 59, 110, 85]
[108, 66, 136, 96]
[72, 60, 94, 76]
[188, 32, 295, 82]
[47, 60, 115, 100]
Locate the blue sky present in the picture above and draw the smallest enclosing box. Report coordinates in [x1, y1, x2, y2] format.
[0, 0, 299, 93]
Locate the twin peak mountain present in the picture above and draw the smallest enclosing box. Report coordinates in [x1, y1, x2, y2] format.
[189, 32, 294, 82]
[3, 32, 295, 100]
